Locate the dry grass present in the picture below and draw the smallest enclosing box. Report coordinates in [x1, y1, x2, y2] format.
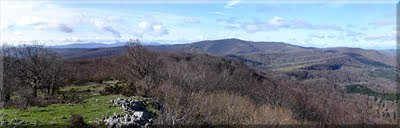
[246, 105, 299, 125]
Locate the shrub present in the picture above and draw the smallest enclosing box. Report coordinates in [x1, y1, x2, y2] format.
[101, 84, 123, 95]
[69, 114, 92, 128]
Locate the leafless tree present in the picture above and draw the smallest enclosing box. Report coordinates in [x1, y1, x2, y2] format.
[121, 39, 164, 96]
[4, 44, 65, 98]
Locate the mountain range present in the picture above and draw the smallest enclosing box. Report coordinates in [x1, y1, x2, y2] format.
[53, 38, 397, 94]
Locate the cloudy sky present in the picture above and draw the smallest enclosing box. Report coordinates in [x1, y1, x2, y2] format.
[0, 0, 397, 49]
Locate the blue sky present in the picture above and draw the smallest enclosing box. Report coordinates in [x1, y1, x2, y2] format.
[1, 0, 398, 49]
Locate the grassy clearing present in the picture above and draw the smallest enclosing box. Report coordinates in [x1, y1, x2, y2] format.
[0, 81, 160, 126]
[59, 81, 121, 93]
[0, 94, 125, 126]
[275, 64, 311, 72]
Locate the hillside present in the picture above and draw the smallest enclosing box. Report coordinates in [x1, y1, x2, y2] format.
[154, 39, 395, 67]
[154, 39, 399, 123]
[53, 38, 398, 98]
[154, 39, 397, 90]
[53, 47, 125, 60]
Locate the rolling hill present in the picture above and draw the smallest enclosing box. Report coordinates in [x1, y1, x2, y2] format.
[53, 38, 397, 82]
[51, 38, 398, 123]
[153, 38, 396, 69]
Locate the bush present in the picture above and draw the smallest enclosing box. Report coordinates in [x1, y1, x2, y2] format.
[69, 114, 92, 128]
[101, 84, 123, 95]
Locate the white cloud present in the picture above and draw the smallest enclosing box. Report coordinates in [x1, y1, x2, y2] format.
[369, 20, 395, 27]
[0, 23, 14, 30]
[241, 23, 264, 33]
[268, 16, 289, 27]
[209, 11, 225, 15]
[364, 35, 393, 41]
[2, 1, 77, 35]
[0, 1, 132, 42]
[364, 31, 396, 42]
[240, 16, 344, 33]
[102, 26, 121, 38]
[137, 21, 169, 37]
[216, 17, 241, 29]
[224, 0, 240, 8]
[309, 34, 326, 39]
[183, 17, 201, 24]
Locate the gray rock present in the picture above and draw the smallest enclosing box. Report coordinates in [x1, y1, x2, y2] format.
[0, 119, 9, 125]
[104, 98, 156, 128]
[18, 120, 25, 125]
[11, 118, 20, 123]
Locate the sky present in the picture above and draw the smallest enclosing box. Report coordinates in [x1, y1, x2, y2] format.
[0, 0, 398, 49]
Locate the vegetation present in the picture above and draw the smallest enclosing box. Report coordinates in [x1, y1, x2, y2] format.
[3, 44, 66, 106]
[1, 39, 398, 126]
[346, 84, 400, 101]
[0, 94, 123, 126]
[368, 69, 397, 81]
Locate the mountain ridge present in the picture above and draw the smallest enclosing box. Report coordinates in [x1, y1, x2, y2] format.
[52, 38, 396, 68]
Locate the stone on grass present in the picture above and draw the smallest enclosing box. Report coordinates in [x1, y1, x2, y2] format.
[104, 98, 156, 128]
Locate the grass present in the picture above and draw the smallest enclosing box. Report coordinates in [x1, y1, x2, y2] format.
[0, 95, 125, 126]
[275, 64, 311, 72]
[346, 84, 400, 101]
[0, 81, 159, 127]
[272, 55, 345, 71]
[59, 80, 121, 92]
[60, 83, 104, 92]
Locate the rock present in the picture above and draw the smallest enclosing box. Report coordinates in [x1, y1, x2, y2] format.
[133, 112, 147, 120]
[11, 118, 20, 123]
[104, 98, 157, 128]
[18, 120, 25, 125]
[0, 119, 8, 125]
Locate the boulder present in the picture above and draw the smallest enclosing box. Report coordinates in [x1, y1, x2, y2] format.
[104, 98, 156, 128]
[0, 119, 8, 125]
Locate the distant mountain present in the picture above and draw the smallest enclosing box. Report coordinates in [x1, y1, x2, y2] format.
[53, 47, 125, 60]
[378, 49, 397, 56]
[154, 38, 396, 67]
[56, 38, 396, 68]
[153, 38, 315, 55]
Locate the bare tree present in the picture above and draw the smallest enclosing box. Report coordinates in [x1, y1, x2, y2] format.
[121, 39, 164, 96]
[4, 44, 65, 98]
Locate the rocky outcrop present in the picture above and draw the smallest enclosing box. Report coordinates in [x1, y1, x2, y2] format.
[0, 118, 35, 126]
[104, 98, 157, 128]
